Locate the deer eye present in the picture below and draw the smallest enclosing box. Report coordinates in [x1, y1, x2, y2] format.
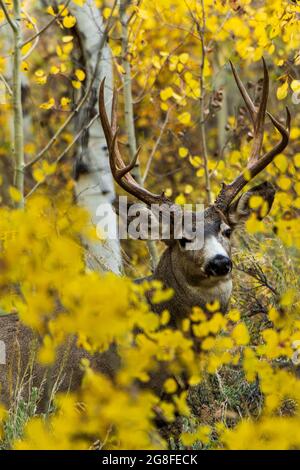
[223, 228, 232, 239]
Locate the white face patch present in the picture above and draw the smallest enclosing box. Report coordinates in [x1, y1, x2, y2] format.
[203, 236, 228, 262]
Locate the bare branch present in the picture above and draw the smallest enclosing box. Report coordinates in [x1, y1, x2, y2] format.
[195, 0, 212, 205]
[25, 112, 99, 198]
[143, 107, 171, 184]
[21, 0, 71, 48]
[119, 0, 159, 269]
[25, 5, 117, 170]
[0, 0, 17, 32]
[0, 71, 13, 95]
[21, 9, 39, 60]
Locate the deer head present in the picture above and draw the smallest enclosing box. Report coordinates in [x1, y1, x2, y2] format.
[99, 60, 290, 314]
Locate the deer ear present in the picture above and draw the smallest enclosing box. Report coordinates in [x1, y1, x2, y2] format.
[227, 182, 275, 228]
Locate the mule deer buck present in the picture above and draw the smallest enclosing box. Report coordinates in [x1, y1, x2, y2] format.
[0, 60, 290, 409]
[99, 58, 290, 320]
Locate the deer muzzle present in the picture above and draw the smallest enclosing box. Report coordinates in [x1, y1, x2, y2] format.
[205, 255, 232, 277]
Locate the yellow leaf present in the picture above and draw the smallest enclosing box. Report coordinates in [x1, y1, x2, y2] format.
[61, 97, 71, 108]
[184, 184, 193, 194]
[35, 69, 45, 77]
[63, 15, 76, 29]
[178, 112, 191, 125]
[42, 161, 57, 175]
[152, 55, 161, 69]
[75, 69, 86, 82]
[164, 378, 177, 394]
[291, 80, 300, 93]
[232, 323, 250, 345]
[60, 63, 67, 73]
[293, 153, 300, 168]
[274, 154, 288, 173]
[33, 169, 45, 183]
[50, 66, 60, 75]
[21, 61, 29, 72]
[72, 0, 86, 5]
[58, 5, 69, 17]
[35, 75, 47, 85]
[277, 176, 291, 191]
[253, 47, 263, 62]
[179, 53, 189, 64]
[62, 35, 74, 43]
[72, 80, 82, 89]
[40, 98, 55, 110]
[227, 309, 241, 322]
[201, 337, 215, 351]
[246, 213, 266, 234]
[21, 42, 32, 56]
[295, 182, 300, 196]
[280, 289, 296, 307]
[160, 87, 173, 101]
[179, 147, 188, 158]
[63, 44, 73, 56]
[276, 81, 288, 100]
[9, 187, 22, 203]
[268, 44, 275, 55]
[175, 193, 186, 205]
[116, 63, 125, 75]
[103, 8, 112, 20]
[190, 156, 202, 168]
[249, 195, 263, 209]
[46, 6, 56, 16]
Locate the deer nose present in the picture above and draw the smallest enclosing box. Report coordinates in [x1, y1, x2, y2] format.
[205, 255, 232, 277]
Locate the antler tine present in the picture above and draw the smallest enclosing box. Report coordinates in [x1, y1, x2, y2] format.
[249, 58, 269, 162]
[231, 58, 269, 163]
[215, 61, 291, 211]
[258, 107, 291, 166]
[99, 79, 172, 207]
[237, 107, 291, 185]
[230, 60, 256, 124]
[111, 86, 118, 135]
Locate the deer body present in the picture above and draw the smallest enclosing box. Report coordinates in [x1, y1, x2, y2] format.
[0, 60, 291, 411]
[0, 314, 120, 410]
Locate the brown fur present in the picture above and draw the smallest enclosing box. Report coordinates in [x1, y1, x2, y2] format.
[0, 184, 275, 409]
[0, 314, 119, 410]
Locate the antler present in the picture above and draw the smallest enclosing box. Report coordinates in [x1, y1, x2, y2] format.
[215, 58, 291, 211]
[99, 79, 173, 207]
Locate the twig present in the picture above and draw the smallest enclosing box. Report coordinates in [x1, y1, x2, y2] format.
[0, 0, 17, 32]
[21, 0, 71, 48]
[25, 112, 100, 198]
[196, 0, 212, 205]
[120, 0, 159, 270]
[25, 4, 117, 170]
[21, 9, 39, 60]
[0, 71, 13, 95]
[143, 107, 171, 184]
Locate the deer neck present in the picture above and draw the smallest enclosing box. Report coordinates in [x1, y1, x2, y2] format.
[152, 246, 232, 321]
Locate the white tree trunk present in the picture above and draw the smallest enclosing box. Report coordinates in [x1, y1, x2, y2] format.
[70, 1, 122, 274]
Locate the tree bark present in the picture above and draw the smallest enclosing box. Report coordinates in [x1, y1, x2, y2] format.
[70, 0, 122, 274]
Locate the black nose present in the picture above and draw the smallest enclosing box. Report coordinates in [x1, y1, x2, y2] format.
[205, 255, 232, 277]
